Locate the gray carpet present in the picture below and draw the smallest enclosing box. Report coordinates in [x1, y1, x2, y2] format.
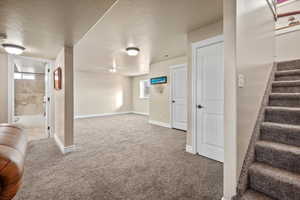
[239, 60, 300, 200]
[14, 114, 223, 200]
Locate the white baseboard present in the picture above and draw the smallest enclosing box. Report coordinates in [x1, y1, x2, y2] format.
[222, 197, 230, 200]
[131, 111, 149, 116]
[185, 145, 195, 154]
[222, 196, 235, 200]
[148, 120, 171, 128]
[54, 134, 76, 154]
[75, 111, 131, 119]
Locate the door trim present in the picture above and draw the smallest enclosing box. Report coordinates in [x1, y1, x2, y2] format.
[169, 63, 187, 130]
[7, 55, 54, 137]
[191, 35, 224, 154]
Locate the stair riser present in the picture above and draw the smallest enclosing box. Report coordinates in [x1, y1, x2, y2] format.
[261, 126, 300, 147]
[265, 109, 300, 125]
[240, 190, 273, 200]
[275, 75, 300, 81]
[277, 65, 300, 71]
[272, 86, 300, 93]
[255, 145, 300, 173]
[249, 169, 300, 200]
[277, 61, 300, 71]
[269, 98, 300, 107]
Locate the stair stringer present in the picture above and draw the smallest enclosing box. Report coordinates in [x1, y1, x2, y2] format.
[235, 63, 277, 199]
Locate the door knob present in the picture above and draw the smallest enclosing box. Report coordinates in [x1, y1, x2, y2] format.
[172, 100, 175, 103]
[197, 105, 203, 109]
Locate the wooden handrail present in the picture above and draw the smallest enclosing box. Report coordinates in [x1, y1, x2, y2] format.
[278, 10, 300, 18]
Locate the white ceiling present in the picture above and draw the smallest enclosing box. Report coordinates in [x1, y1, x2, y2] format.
[0, 0, 117, 59]
[74, 0, 223, 76]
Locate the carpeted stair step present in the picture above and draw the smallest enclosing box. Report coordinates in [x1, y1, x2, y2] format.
[277, 60, 300, 71]
[264, 106, 300, 125]
[272, 80, 300, 93]
[260, 122, 300, 147]
[275, 69, 300, 81]
[249, 163, 300, 200]
[269, 93, 300, 107]
[255, 141, 300, 173]
[240, 190, 273, 200]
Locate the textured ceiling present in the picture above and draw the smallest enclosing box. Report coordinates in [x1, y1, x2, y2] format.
[0, 0, 118, 59]
[74, 0, 223, 76]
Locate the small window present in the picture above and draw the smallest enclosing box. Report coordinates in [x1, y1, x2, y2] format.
[14, 73, 35, 80]
[140, 79, 150, 99]
[22, 74, 35, 80]
[14, 73, 22, 79]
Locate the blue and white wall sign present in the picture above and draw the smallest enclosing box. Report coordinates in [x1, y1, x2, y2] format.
[150, 76, 167, 85]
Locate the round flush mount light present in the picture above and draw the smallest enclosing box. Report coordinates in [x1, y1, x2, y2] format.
[126, 47, 140, 56]
[2, 43, 25, 55]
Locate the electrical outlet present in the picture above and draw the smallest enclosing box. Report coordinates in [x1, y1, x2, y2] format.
[238, 74, 245, 88]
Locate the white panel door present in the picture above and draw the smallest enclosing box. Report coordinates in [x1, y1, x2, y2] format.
[196, 41, 224, 162]
[171, 65, 187, 130]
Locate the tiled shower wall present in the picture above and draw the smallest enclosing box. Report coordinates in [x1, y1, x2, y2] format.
[14, 74, 45, 116]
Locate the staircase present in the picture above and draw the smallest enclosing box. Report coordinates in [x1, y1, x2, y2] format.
[240, 60, 300, 200]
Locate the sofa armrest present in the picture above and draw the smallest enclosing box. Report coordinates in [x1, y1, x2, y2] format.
[0, 124, 27, 200]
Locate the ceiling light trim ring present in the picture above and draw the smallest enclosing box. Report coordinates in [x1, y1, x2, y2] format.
[2, 43, 26, 55]
[126, 47, 140, 56]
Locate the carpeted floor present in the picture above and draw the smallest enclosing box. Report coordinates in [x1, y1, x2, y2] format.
[14, 114, 223, 200]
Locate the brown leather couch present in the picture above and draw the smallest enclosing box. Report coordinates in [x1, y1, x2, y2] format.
[0, 124, 27, 200]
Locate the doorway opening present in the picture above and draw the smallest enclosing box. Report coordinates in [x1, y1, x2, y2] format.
[8, 55, 53, 141]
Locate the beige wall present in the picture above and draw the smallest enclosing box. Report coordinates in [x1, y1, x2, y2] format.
[276, 31, 300, 61]
[236, 0, 275, 174]
[132, 75, 149, 114]
[74, 71, 132, 116]
[54, 47, 74, 147]
[277, 0, 300, 13]
[149, 56, 187, 124]
[186, 21, 223, 146]
[275, 1, 300, 62]
[0, 53, 8, 123]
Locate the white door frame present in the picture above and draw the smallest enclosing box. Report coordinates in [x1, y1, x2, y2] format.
[7, 55, 14, 124]
[191, 35, 224, 154]
[7, 55, 54, 137]
[169, 63, 187, 130]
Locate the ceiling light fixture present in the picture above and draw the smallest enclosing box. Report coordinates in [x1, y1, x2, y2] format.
[2, 43, 25, 55]
[126, 47, 140, 56]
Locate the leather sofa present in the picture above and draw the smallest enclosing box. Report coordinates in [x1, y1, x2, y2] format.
[0, 124, 27, 200]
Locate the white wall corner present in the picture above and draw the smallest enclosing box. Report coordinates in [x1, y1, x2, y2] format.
[185, 145, 196, 154]
[54, 134, 76, 154]
[148, 120, 171, 128]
